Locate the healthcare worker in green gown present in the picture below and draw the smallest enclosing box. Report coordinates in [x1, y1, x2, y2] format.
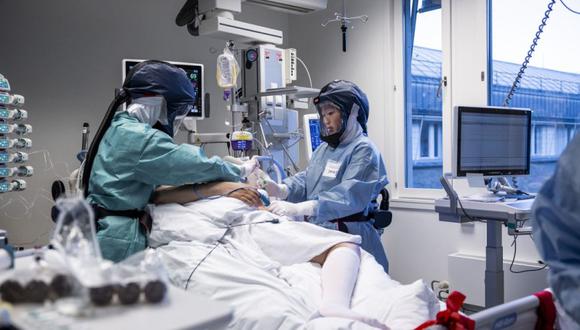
[82, 60, 258, 262]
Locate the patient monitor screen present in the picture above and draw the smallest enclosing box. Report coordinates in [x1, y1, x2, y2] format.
[304, 114, 323, 159]
[309, 118, 323, 152]
[123, 60, 204, 118]
[456, 107, 531, 177]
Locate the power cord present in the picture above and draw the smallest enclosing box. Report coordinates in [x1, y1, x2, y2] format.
[431, 280, 450, 302]
[503, 0, 556, 106]
[456, 198, 486, 223]
[296, 56, 313, 88]
[509, 235, 548, 274]
[559, 0, 580, 14]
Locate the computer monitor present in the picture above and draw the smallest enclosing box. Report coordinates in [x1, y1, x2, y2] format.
[303, 113, 323, 160]
[452, 106, 531, 177]
[122, 59, 204, 119]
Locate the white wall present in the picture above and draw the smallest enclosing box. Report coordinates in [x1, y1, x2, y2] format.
[1, 0, 548, 306]
[287, 0, 392, 172]
[0, 0, 289, 247]
[288, 0, 547, 305]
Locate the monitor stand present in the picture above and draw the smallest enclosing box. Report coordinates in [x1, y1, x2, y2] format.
[464, 191, 504, 203]
[462, 174, 504, 202]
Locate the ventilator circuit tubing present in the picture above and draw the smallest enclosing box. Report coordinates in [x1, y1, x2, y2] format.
[255, 155, 285, 183]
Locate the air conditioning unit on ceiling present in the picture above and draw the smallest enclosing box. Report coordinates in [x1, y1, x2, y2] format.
[244, 0, 327, 14]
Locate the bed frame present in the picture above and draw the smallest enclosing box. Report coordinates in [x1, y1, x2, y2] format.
[469, 292, 548, 329]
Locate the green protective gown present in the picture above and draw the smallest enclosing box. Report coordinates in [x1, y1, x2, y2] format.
[87, 112, 241, 262]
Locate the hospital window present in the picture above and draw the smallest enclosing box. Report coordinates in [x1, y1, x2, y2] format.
[532, 124, 576, 157]
[489, 0, 580, 192]
[403, 0, 443, 189]
[412, 119, 442, 160]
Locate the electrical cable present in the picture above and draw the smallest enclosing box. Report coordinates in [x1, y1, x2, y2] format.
[559, 0, 580, 14]
[509, 235, 548, 273]
[184, 238, 222, 290]
[503, 0, 556, 106]
[430, 280, 439, 292]
[456, 198, 486, 223]
[183, 218, 280, 289]
[296, 57, 313, 88]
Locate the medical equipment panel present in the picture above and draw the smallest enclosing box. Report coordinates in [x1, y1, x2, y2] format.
[303, 113, 322, 160]
[453, 106, 531, 178]
[123, 59, 205, 119]
[242, 45, 302, 173]
[0, 74, 32, 193]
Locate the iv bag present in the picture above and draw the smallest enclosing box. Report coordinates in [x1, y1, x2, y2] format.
[216, 47, 239, 89]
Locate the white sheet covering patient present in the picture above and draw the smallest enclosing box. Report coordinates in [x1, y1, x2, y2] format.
[149, 184, 438, 329]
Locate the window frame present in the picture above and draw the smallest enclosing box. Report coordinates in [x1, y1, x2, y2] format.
[391, 0, 489, 202]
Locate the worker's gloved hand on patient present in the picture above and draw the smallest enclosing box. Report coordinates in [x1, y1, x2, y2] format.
[237, 156, 260, 178]
[257, 176, 289, 200]
[267, 200, 318, 219]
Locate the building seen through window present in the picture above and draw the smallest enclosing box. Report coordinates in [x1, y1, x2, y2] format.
[408, 46, 580, 190]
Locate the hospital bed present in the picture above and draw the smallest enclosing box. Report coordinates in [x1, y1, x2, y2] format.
[149, 197, 441, 329]
[467, 291, 578, 330]
[418, 287, 579, 329]
[469, 293, 551, 329]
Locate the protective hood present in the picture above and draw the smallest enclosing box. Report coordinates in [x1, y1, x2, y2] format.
[123, 60, 196, 137]
[314, 80, 369, 133]
[313, 80, 369, 148]
[340, 103, 363, 145]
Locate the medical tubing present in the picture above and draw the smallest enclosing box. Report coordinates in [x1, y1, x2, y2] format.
[503, 0, 556, 106]
[263, 118, 300, 172]
[255, 155, 285, 182]
[82, 91, 129, 196]
[252, 138, 273, 157]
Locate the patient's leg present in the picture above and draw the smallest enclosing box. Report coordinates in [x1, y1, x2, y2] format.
[311, 243, 389, 330]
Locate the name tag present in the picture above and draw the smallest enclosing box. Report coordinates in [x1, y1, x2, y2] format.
[322, 160, 341, 178]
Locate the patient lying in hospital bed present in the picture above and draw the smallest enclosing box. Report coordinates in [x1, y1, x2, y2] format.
[148, 183, 439, 329]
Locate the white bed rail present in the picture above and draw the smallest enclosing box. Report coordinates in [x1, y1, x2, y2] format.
[470, 294, 541, 329]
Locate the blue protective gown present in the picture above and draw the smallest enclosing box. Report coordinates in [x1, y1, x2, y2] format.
[88, 112, 241, 262]
[284, 134, 389, 272]
[532, 134, 580, 324]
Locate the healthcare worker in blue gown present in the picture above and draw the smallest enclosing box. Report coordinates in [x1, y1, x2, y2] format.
[263, 80, 390, 273]
[532, 134, 580, 327]
[81, 60, 258, 263]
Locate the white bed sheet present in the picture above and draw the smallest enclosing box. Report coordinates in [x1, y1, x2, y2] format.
[150, 198, 440, 329]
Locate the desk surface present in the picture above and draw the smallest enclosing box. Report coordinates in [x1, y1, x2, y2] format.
[9, 253, 233, 330]
[435, 197, 534, 219]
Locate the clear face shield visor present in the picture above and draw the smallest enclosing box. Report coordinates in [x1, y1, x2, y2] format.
[169, 104, 193, 135]
[316, 101, 346, 137]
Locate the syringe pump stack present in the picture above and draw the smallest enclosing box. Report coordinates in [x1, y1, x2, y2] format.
[0, 73, 32, 193]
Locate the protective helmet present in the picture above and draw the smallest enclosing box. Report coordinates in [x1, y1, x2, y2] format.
[123, 60, 196, 137]
[313, 80, 369, 148]
[82, 60, 196, 197]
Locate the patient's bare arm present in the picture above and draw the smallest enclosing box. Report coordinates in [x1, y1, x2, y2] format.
[153, 182, 263, 207]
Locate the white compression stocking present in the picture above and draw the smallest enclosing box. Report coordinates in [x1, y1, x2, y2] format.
[317, 246, 389, 330]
